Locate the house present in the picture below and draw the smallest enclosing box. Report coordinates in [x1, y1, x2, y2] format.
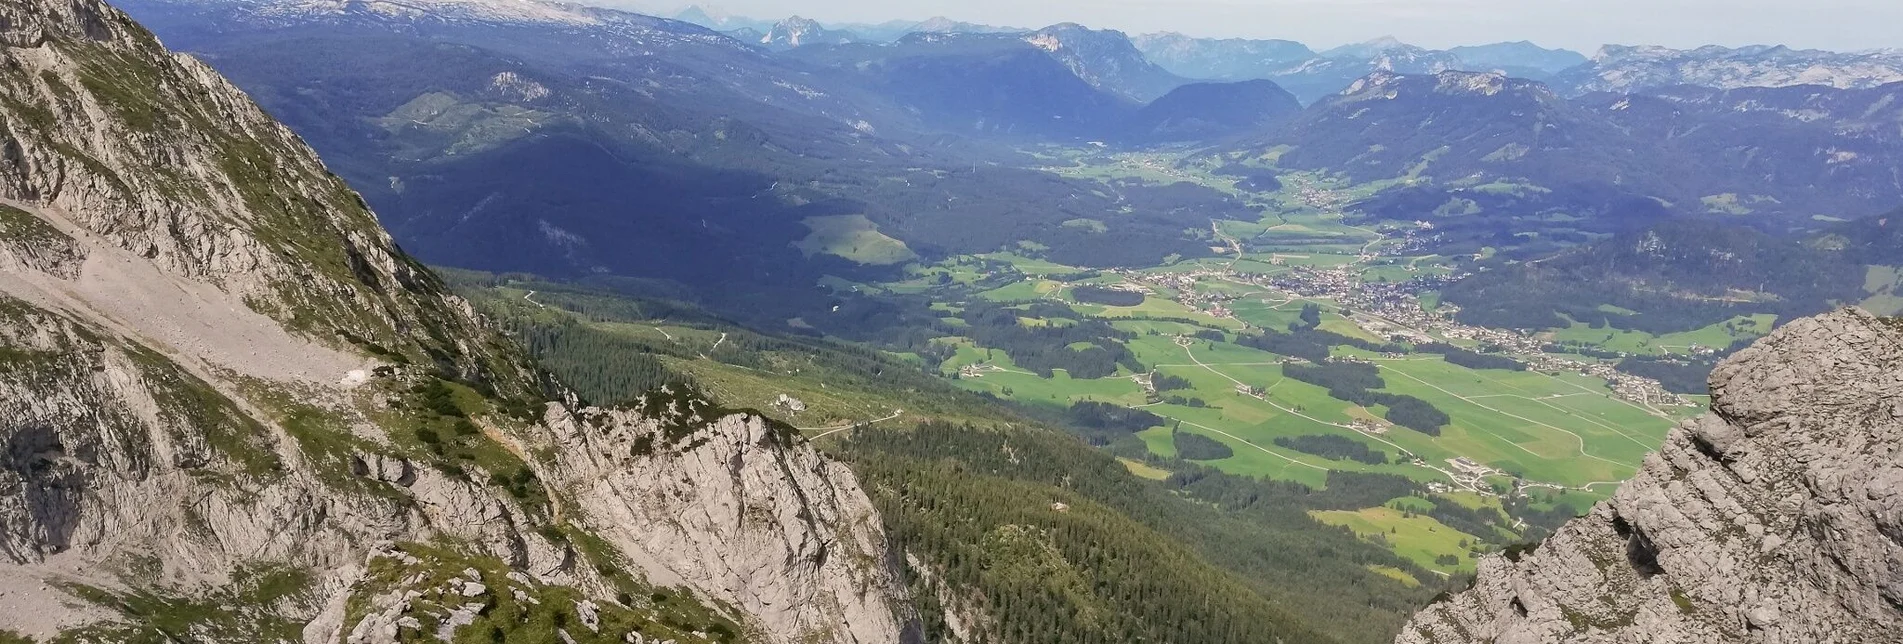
[774, 394, 807, 413]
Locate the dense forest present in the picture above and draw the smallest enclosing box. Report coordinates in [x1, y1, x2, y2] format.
[1418, 343, 1527, 371]
[445, 272, 1000, 421]
[1237, 320, 1405, 365]
[1274, 434, 1390, 465]
[959, 301, 1143, 379]
[1063, 401, 1167, 444]
[1443, 220, 1867, 334]
[1152, 373, 1195, 392]
[1618, 355, 1725, 394]
[1174, 429, 1236, 460]
[841, 423, 1447, 644]
[1071, 285, 1147, 307]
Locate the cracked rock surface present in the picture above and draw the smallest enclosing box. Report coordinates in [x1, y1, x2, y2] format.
[1399, 308, 1903, 644]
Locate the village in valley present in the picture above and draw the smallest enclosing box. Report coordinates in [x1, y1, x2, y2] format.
[1092, 219, 1700, 416]
[871, 151, 1748, 573]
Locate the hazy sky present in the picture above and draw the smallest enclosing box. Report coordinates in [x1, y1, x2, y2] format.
[604, 0, 1903, 53]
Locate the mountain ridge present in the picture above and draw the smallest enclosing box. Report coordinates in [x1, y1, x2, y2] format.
[1023, 23, 1190, 102]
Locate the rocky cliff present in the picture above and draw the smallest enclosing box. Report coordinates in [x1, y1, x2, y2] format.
[0, 0, 909, 641]
[1399, 308, 1903, 644]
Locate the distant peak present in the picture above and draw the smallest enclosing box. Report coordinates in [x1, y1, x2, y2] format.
[1342, 69, 1406, 94]
[1432, 69, 1516, 96]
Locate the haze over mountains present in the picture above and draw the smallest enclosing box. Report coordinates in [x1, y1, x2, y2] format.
[674, 3, 1903, 102]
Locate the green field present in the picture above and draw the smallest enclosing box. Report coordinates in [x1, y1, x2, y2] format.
[1864, 265, 1903, 315]
[843, 147, 1698, 567]
[977, 279, 1066, 302]
[904, 181, 1685, 493]
[793, 215, 917, 265]
[937, 296, 1679, 493]
[1118, 458, 1173, 481]
[1310, 507, 1482, 574]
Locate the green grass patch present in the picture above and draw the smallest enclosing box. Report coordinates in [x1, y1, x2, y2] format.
[54, 564, 315, 642]
[793, 215, 918, 265]
[1863, 265, 1903, 315]
[975, 252, 1082, 276]
[1309, 507, 1482, 574]
[1366, 565, 1421, 588]
[0, 203, 71, 249]
[1118, 458, 1172, 481]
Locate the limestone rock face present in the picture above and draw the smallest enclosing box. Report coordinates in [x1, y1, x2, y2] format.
[545, 399, 913, 644]
[1399, 308, 1903, 644]
[0, 0, 913, 640]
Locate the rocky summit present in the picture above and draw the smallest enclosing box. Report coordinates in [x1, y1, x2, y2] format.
[0, 0, 906, 641]
[1399, 308, 1903, 644]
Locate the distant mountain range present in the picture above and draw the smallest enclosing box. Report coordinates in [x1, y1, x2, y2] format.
[116, 0, 1272, 318]
[1132, 32, 1315, 82]
[1138, 38, 1903, 102]
[1558, 44, 1903, 95]
[678, 6, 1903, 103]
[674, 4, 1025, 43]
[1254, 68, 1903, 224]
[115, 0, 1903, 308]
[1448, 41, 1590, 77]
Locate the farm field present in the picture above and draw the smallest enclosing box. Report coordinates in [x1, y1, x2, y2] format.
[844, 147, 1718, 565]
[887, 150, 1708, 503]
[930, 249, 1685, 494]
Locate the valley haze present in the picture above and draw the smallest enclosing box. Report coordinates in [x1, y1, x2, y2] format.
[615, 0, 1903, 52]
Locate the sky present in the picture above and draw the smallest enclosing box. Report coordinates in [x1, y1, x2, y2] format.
[603, 0, 1903, 53]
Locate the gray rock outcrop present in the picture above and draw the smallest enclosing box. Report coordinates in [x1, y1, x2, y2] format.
[0, 0, 912, 640]
[547, 401, 909, 644]
[1399, 308, 1903, 644]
